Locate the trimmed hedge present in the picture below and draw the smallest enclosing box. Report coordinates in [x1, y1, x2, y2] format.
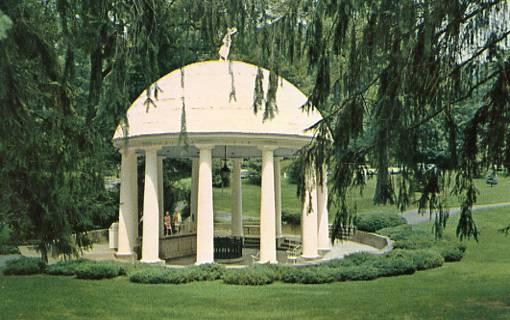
[280, 267, 336, 284]
[438, 243, 466, 262]
[373, 255, 416, 277]
[223, 266, 277, 285]
[333, 265, 381, 281]
[391, 249, 444, 270]
[129, 268, 173, 284]
[46, 259, 90, 276]
[194, 263, 225, 281]
[355, 212, 406, 232]
[75, 262, 126, 280]
[129, 264, 226, 284]
[3, 257, 46, 275]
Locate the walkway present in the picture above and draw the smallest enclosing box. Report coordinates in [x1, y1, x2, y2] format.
[402, 202, 510, 225]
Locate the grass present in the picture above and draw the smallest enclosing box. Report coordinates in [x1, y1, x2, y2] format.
[2, 207, 510, 319]
[214, 173, 510, 221]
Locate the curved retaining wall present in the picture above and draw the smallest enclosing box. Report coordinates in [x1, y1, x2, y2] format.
[350, 230, 393, 253]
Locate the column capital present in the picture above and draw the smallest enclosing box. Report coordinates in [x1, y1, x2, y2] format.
[195, 144, 215, 151]
[257, 145, 277, 152]
[143, 145, 161, 153]
[118, 147, 136, 155]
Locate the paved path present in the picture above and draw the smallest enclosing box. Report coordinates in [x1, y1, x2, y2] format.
[402, 202, 510, 225]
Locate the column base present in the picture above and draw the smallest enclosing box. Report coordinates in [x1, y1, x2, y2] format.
[195, 260, 215, 265]
[318, 248, 331, 255]
[114, 252, 138, 263]
[301, 254, 320, 260]
[140, 258, 165, 265]
[257, 260, 278, 265]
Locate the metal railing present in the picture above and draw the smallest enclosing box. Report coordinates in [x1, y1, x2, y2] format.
[214, 236, 243, 259]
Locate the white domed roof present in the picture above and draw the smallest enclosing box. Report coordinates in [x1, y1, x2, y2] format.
[113, 60, 321, 144]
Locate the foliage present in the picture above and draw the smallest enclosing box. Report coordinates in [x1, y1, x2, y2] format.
[129, 268, 173, 284]
[45, 259, 90, 276]
[372, 255, 416, 277]
[332, 265, 381, 281]
[0, 245, 20, 255]
[3, 257, 46, 275]
[281, 210, 301, 225]
[223, 266, 277, 286]
[393, 249, 445, 271]
[1, 0, 508, 260]
[74, 262, 126, 280]
[280, 266, 335, 284]
[354, 212, 406, 232]
[245, 159, 262, 186]
[438, 243, 467, 262]
[129, 264, 225, 284]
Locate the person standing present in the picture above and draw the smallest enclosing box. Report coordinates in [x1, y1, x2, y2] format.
[164, 211, 172, 236]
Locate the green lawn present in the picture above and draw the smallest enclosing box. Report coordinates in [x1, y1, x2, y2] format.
[2, 207, 510, 319]
[214, 174, 510, 220]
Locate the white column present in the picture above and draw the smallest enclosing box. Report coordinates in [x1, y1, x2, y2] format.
[196, 145, 214, 264]
[117, 148, 138, 257]
[317, 167, 330, 251]
[141, 147, 162, 263]
[158, 156, 164, 237]
[259, 146, 277, 263]
[274, 157, 282, 238]
[231, 158, 243, 237]
[301, 170, 319, 259]
[190, 158, 199, 228]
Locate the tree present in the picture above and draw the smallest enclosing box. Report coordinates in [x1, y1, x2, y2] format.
[1, 0, 509, 261]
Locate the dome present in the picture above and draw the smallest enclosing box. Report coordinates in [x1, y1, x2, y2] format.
[113, 60, 322, 158]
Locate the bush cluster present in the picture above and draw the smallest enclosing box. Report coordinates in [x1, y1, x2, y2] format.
[0, 244, 20, 255]
[45, 259, 89, 276]
[75, 262, 126, 280]
[280, 267, 336, 284]
[281, 210, 301, 225]
[355, 212, 406, 232]
[3, 257, 46, 275]
[223, 266, 278, 285]
[129, 264, 226, 284]
[379, 224, 467, 260]
[438, 243, 466, 262]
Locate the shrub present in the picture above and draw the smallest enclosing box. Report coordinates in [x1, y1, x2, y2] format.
[223, 266, 276, 285]
[192, 263, 225, 281]
[389, 230, 435, 250]
[282, 210, 301, 225]
[373, 255, 416, 277]
[45, 259, 89, 276]
[378, 224, 413, 240]
[129, 268, 173, 284]
[280, 267, 336, 284]
[389, 249, 444, 271]
[129, 264, 225, 285]
[161, 269, 197, 284]
[0, 244, 20, 255]
[355, 212, 406, 232]
[333, 265, 380, 281]
[438, 243, 466, 262]
[3, 257, 46, 275]
[75, 262, 126, 280]
[340, 252, 381, 267]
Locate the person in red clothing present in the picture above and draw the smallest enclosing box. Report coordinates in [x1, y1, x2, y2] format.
[164, 211, 172, 236]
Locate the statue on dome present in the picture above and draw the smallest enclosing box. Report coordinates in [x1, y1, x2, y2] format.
[218, 27, 237, 61]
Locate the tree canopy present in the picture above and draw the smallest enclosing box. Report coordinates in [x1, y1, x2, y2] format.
[0, 0, 509, 259]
